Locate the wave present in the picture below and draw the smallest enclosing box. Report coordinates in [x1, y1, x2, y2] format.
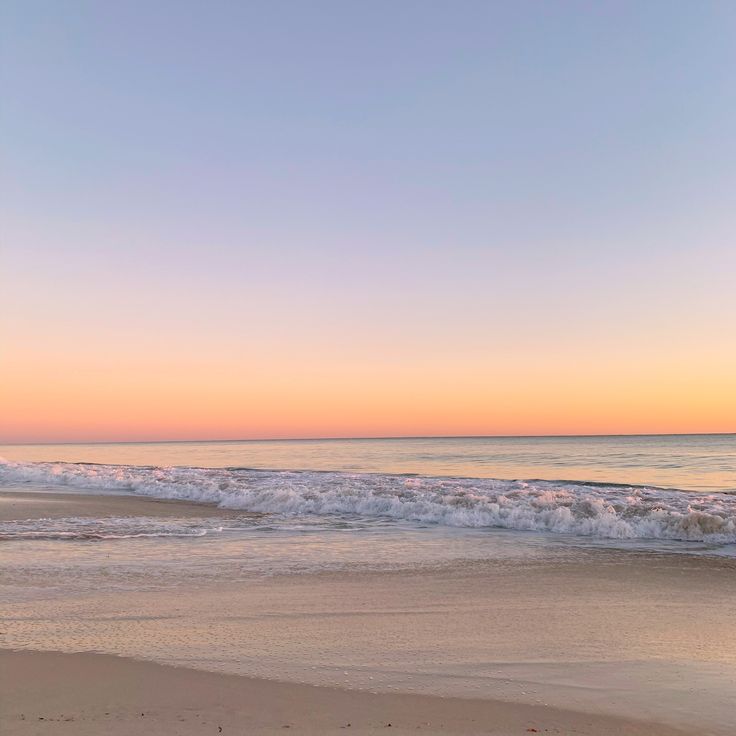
[1, 458, 735, 544]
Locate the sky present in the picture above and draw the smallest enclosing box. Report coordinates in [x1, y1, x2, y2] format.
[1, 0, 735, 443]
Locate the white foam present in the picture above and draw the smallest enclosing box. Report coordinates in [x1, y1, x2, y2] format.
[1, 458, 735, 544]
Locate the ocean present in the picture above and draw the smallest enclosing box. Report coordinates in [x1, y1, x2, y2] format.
[1, 434, 735, 556]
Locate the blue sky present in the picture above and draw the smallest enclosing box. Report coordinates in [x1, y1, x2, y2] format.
[2, 1, 735, 440]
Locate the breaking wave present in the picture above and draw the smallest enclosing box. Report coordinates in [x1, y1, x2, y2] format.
[1, 458, 736, 544]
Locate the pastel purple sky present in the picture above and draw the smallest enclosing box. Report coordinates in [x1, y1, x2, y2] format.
[1, 1, 735, 442]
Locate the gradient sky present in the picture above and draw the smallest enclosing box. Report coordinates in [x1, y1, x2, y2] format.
[1, 1, 735, 442]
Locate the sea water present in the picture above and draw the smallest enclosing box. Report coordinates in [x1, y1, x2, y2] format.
[1, 434, 735, 560]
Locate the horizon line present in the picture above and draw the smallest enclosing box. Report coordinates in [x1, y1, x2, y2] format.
[2, 431, 735, 447]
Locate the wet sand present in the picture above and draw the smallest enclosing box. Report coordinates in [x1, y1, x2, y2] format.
[0, 490, 252, 521]
[0, 649, 693, 736]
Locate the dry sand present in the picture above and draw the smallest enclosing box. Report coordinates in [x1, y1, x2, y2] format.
[0, 649, 693, 736]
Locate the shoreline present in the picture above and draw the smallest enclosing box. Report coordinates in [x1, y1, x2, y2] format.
[0, 489, 252, 522]
[2, 485, 735, 734]
[0, 649, 694, 736]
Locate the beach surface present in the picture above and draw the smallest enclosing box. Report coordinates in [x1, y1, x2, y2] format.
[0, 649, 693, 736]
[0, 489, 255, 521]
[1, 477, 735, 735]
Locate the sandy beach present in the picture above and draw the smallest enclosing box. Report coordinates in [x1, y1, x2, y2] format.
[2, 485, 735, 735]
[0, 649, 694, 736]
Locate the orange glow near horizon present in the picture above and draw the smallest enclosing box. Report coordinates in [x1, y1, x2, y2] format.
[3, 332, 735, 443]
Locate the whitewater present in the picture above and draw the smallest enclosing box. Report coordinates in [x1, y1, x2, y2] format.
[2, 458, 736, 545]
